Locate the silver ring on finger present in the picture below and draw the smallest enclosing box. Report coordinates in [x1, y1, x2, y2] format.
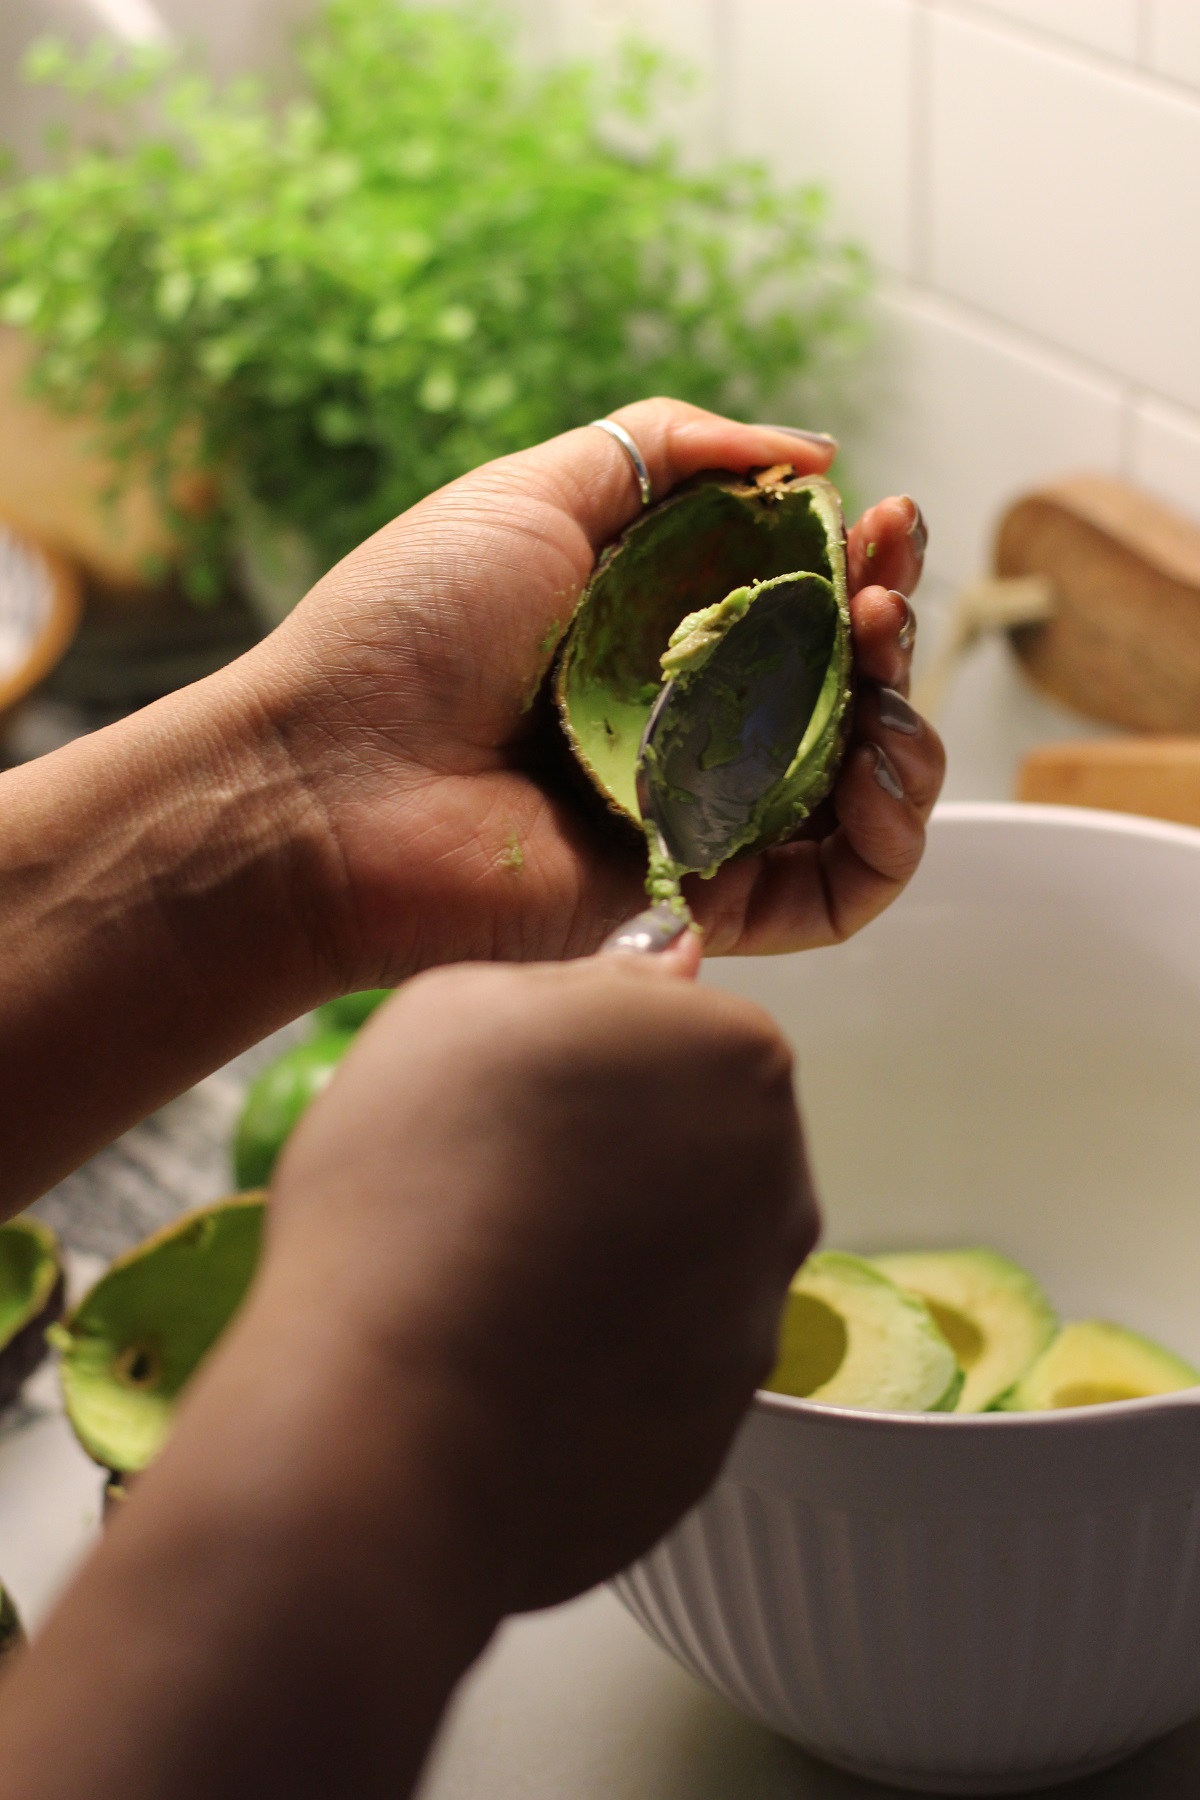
[589, 417, 653, 508]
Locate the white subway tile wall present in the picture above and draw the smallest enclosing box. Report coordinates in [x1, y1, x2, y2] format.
[1147, 0, 1200, 93]
[950, 0, 1140, 63]
[726, 0, 916, 277]
[520, 0, 1200, 589]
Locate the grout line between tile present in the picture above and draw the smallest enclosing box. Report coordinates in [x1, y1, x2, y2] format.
[880, 274, 1134, 404]
[709, 0, 731, 160]
[909, 0, 934, 284]
[1117, 386, 1142, 481]
[934, 0, 1200, 108]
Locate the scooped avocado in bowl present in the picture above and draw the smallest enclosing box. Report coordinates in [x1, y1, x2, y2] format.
[871, 1247, 1057, 1413]
[766, 1251, 963, 1413]
[999, 1320, 1200, 1411]
[554, 468, 853, 899]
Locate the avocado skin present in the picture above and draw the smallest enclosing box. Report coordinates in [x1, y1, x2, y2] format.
[0, 1220, 65, 1412]
[56, 1197, 265, 1476]
[315, 989, 393, 1031]
[554, 468, 852, 847]
[233, 1029, 354, 1189]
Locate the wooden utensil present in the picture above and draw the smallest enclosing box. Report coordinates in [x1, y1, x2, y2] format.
[1017, 738, 1200, 829]
[998, 475, 1200, 732]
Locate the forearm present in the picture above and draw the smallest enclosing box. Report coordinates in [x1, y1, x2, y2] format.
[0, 1285, 504, 1800]
[0, 653, 342, 1211]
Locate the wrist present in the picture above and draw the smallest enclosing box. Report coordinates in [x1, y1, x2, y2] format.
[160, 1271, 512, 1656]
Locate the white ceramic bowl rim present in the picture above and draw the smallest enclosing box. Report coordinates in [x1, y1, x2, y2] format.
[754, 799, 1200, 1440]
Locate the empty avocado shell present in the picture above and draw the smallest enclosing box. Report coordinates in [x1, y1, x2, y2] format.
[53, 1197, 264, 1477]
[0, 1219, 64, 1412]
[554, 468, 853, 858]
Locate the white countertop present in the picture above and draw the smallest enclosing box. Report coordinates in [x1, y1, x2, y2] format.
[416, 1582, 1200, 1800]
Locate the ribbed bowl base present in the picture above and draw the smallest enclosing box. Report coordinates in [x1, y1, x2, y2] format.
[814, 1744, 1130, 1795]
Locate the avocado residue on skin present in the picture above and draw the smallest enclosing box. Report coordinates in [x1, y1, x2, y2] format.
[498, 833, 525, 874]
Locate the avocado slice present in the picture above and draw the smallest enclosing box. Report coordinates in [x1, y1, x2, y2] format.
[314, 989, 393, 1032]
[554, 468, 853, 884]
[233, 1029, 353, 1189]
[871, 1248, 1056, 1413]
[0, 1219, 65, 1411]
[1000, 1320, 1200, 1411]
[53, 1197, 264, 1475]
[766, 1251, 963, 1412]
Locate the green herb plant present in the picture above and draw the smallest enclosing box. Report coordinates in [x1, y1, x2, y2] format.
[0, 0, 867, 605]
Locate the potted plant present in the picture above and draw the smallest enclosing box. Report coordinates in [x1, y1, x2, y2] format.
[0, 0, 867, 622]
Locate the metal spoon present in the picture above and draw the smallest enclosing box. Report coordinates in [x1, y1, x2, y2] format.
[635, 571, 838, 876]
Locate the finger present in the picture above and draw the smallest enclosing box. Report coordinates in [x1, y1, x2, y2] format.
[853, 684, 945, 821]
[600, 905, 703, 978]
[847, 495, 927, 597]
[505, 399, 838, 556]
[849, 584, 917, 696]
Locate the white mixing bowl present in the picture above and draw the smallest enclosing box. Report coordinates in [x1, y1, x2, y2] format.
[616, 803, 1200, 1795]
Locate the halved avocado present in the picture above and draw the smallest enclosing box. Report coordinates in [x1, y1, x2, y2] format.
[232, 1029, 354, 1190]
[554, 468, 853, 860]
[315, 989, 393, 1032]
[766, 1251, 963, 1413]
[1000, 1320, 1200, 1411]
[53, 1197, 264, 1475]
[871, 1248, 1056, 1413]
[0, 1219, 64, 1411]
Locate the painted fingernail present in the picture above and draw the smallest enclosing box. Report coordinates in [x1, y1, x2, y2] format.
[877, 685, 920, 735]
[601, 904, 689, 955]
[759, 426, 839, 449]
[900, 496, 928, 557]
[871, 745, 905, 801]
[890, 590, 917, 652]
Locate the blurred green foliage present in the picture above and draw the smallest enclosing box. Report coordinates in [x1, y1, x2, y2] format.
[0, 0, 868, 602]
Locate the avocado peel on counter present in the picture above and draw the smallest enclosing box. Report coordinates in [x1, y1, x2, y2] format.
[0, 1219, 64, 1412]
[53, 1196, 264, 1476]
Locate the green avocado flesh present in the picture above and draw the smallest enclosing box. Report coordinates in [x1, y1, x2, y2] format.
[0, 1219, 64, 1411]
[871, 1248, 1057, 1413]
[766, 1251, 963, 1413]
[233, 1029, 354, 1190]
[54, 1198, 264, 1475]
[555, 470, 852, 888]
[999, 1320, 1200, 1412]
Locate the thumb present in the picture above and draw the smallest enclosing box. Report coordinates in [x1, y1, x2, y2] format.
[598, 905, 703, 980]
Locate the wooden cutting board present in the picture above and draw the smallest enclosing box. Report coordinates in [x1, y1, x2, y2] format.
[1017, 738, 1200, 829]
[0, 329, 178, 595]
[998, 475, 1200, 732]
